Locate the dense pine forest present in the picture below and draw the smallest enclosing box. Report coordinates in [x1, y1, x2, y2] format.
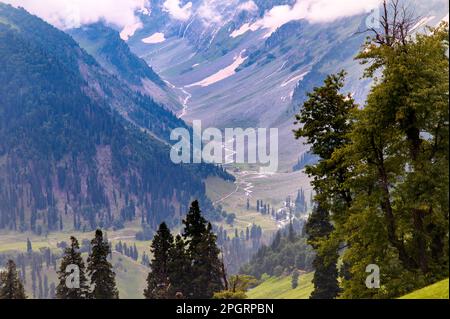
[0, 4, 232, 235]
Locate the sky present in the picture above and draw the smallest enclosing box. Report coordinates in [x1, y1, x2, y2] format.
[1, 0, 382, 34]
[1, 0, 150, 29]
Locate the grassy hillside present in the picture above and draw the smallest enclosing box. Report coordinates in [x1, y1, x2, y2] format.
[0, 227, 151, 299]
[400, 279, 449, 299]
[112, 252, 149, 299]
[248, 275, 449, 300]
[247, 272, 314, 299]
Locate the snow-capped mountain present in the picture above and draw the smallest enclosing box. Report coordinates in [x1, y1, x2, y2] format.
[125, 0, 448, 169]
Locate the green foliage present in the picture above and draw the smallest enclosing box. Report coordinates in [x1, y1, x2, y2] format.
[143, 201, 225, 299]
[56, 237, 89, 299]
[304, 205, 340, 299]
[294, 71, 354, 299]
[0, 4, 227, 234]
[294, 19, 449, 299]
[213, 275, 257, 299]
[291, 270, 299, 289]
[167, 235, 191, 298]
[213, 290, 247, 299]
[144, 223, 173, 299]
[87, 230, 118, 299]
[0, 260, 27, 299]
[241, 229, 314, 279]
[183, 201, 224, 299]
[339, 24, 449, 298]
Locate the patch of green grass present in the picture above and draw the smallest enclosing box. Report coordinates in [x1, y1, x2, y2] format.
[400, 279, 449, 299]
[112, 252, 149, 299]
[247, 272, 314, 299]
[0, 226, 153, 299]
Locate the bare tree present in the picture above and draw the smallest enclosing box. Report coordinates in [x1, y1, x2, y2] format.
[361, 0, 420, 46]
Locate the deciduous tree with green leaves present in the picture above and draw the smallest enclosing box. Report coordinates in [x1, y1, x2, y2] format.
[213, 275, 257, 299]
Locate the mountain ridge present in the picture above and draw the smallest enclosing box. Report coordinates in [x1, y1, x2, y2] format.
[0, 3, 228, 234]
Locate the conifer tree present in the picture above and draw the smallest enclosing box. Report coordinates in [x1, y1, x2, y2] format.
[26, 238, 32, 254]
[288, 222, 296, 242]
[183, 200, 224, 299]
[0, 260, 27, 299]
[305, 204, 340, 299]
[144, 223, 174, 299]
[56, 236, 89, 299]
[294, 70, 355, 298]
[168, 235, 190, 298]
[87, 230, 118, 299]
[291, 270, 299, 289]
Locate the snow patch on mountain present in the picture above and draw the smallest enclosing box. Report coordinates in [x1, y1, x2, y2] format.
[411, 16, 436, 32]
[230, 22, 259, 38]
[280, 72, 309, 88]
[186, 50, 247, 87]
[142, 32, 166, 44]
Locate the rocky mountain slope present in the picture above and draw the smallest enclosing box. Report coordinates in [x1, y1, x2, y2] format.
[69, 23, 182, 113]
[125, 0, 449, 170]
[0, 3, 227, 234]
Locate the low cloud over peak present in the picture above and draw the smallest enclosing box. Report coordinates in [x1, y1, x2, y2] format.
[1, 0, 382, 38]
[254, 0, 382, 36]
[2, 0, 150, 29]
[163, 0, 192, 21]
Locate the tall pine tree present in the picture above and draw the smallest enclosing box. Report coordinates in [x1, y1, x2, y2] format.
[56, 236, 89, 299]
[305, 204, 340, 299]
[144, 223, 173, 299]
[183, 201, 224, 299]
[168, 235, 191, 298]
[0, 260, 27, 299]
[294, 71, 356, 298]
[87, 230, 118, 299]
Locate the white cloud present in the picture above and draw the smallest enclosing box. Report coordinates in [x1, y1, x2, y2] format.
[252, 0, 382, 37]
[163, 0, 192, 21]
[196, 0, 239, 25]
[196, 0, 258, 26]
[120, 22, 143, 41]
[237, 1, 258, 13]
[2, 0, 383, 38]
[2, 0, 150, 29]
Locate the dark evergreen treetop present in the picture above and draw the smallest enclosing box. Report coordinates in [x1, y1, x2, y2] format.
[87, 230, 118, 299]
[144, 223, 174, 299]
[56, 236, 90, 299]
[0, 260, 27, 299]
